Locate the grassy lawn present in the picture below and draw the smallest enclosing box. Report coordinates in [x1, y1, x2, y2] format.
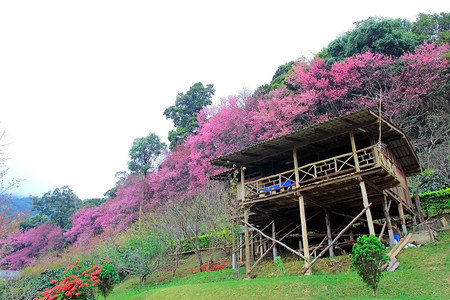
[106, 231, 450, 299]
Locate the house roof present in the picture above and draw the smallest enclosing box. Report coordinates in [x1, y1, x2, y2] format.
[210, 109, 421, 176]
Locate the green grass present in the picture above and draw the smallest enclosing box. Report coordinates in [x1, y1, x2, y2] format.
[106, 231, 450, 299]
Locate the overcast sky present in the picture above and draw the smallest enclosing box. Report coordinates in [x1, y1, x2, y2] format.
[1, 1, 448, 200]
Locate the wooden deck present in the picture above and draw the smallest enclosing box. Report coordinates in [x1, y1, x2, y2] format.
[242, 145, 400, 203]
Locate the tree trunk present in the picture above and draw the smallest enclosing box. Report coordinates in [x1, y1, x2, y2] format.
[413, 190, 425, 226]
[140, 273, 147, 286]
[192, 237, 203, 272]
[372, 287, 377, 298]
[172, 250, 179, 278]
[196, 250, 203, 272]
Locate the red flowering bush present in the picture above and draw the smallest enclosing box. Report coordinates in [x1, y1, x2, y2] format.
[34, 261, 102, 300]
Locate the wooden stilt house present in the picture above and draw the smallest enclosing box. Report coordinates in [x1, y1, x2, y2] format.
[210, 109, 421, 277]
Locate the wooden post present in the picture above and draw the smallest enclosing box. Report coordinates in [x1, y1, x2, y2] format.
[382, 195, 395, 247]
[250, 230, 254, 261]
[398, 203, 408, 234]
[272, 221, 277, 262]
[324, 209, 335, 257]
[349, 229, 355, 241]
[240, 167, 246, 201]
[298, 194, 311, 274]
[243, 208, 251, 278]
[293, 148, 300, 188]
[349, 131, 360, 172]
[239, 234, 243, 263]
[359, 180, 375, 235]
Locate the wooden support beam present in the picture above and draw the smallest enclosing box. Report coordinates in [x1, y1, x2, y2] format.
[359, 180, 375, 235]
[243, 221, 306, 260]
[240, 167, 245, 201]
[349, 130, 360, 172]
[293, 148, 300, 188]
[324, 208, 335, 257]
[331, 210, 383, 226]
[301, 203, 372, 274]
[250, 230, 255, 261]
[272, 221, 277, 262]
[248, 224, 299, 273]
[243, 208, 251, 278]
[381, 196, 395, 247]
[397, 202, 408, 234]
[298, 194, 311, 274]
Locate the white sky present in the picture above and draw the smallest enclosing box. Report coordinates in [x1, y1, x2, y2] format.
[1, 1, 449, 200]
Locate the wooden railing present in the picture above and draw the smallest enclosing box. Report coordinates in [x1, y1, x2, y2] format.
[243, 145, 398, 200]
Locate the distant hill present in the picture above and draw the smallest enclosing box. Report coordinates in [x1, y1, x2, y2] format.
[3, 195, 35, 216]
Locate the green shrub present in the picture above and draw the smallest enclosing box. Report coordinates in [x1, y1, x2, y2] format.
[350, 235, 390, 298]
[98, 263, 120, 300]
[418, 187, 450, 216]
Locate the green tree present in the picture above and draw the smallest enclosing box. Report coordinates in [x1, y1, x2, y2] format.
[163, 82, 215, 149]
[32, 186, 82, 230]
[325, 17, 420, 64]
[412, 12, 450, 44]
[100, 219, 170, 286]
[19, 214, 48, 231]
[98, 263, 120, 300]
[351, 235, 390, 298]
[254, 61, 296, 96]
[128, 133, 166, 177]
[82, 197, 106, 207]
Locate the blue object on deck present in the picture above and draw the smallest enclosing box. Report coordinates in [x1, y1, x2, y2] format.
[262, 180, 293, 192]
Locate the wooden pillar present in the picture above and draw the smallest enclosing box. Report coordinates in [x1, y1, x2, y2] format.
[359, 180, 375, 235]
[382, 195, 395, 247]
[351, 131, 375, 235]
[324, 209, 335, 257]
[259, 233, 263, 257]
[293, 148, 300, 188]
[240, 167, 246, 201]
[398, 203, 408, 234]
[244, 208, 251, 278]
[349, 131, 360, 172]
[272, 221, 277, 262]
[250, 230, 254, 261]
[239, 235, 243, 263]
[298, 194, 310, 273]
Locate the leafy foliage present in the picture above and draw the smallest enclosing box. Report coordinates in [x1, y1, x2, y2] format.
[82, 198, 106, 208]
[351, 235, 390, 298]
[0, 267, 65, 300]
[128, 133, 166, 176]
[412, 12, 450, 44]
[32, 186, 82, 230]
[324, 17, 420, 64]
[98, 263, 120, 300]
[164, 82, 215, 149]
[19, 214, 49, 232]
[100, 220, 170, 286]
[418, 187, 450, 216]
